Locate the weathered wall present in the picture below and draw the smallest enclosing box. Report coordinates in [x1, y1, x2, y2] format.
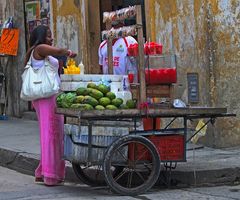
[0, 0, 27, 117]
[207, 0, 240, 147]
[146, 0, 240, 147]
[0, 0, 239, 147]
[51, 0, 89, 72]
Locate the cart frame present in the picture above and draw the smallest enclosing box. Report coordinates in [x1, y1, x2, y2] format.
[56, 107, 235, 195]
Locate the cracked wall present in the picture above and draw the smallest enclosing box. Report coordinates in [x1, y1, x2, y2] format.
[147, 0, 240, 147]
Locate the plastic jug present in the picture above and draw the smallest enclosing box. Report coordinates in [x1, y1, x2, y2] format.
[78, 61, 85, 75]
[116, 91, 132, 104]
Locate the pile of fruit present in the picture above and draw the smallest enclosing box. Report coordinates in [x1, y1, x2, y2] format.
[57, 83, 136, 110]
[63, 59, 80, 74]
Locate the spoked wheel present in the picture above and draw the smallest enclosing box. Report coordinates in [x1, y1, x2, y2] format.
[103, 135, 161, 196]
[72, 163, 124, 186]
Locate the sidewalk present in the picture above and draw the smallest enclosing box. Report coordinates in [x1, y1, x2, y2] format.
[0, 117, 240, 187]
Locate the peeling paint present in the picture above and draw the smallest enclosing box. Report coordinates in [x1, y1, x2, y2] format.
[51, 0, 88, 65]
[146, 0, 240, 147]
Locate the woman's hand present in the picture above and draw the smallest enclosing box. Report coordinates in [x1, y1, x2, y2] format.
[67, 50, 77, 58]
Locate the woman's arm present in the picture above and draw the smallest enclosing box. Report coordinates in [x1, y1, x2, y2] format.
[34, 44, 77, 59]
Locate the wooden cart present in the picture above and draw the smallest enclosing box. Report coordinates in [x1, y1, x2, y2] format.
[56, 107, 234, 195]
[57, 5, 235, 195]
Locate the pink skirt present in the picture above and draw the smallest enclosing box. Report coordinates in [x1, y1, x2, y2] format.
[32, 95, 65, 185]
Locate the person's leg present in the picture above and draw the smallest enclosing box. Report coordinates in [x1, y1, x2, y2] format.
[32, 100, 43, 181]
[32, 95, 65, 186]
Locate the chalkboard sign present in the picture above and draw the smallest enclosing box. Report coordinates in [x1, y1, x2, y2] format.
[187, 73, 199, 103]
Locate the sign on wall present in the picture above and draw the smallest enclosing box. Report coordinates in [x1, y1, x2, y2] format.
[187, 73, 199, 103]
[0, 28, 20, 56]
[24, 0, 50, 44]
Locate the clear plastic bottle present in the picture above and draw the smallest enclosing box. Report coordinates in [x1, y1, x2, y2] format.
[78, 61, 85, 75]
[117, 76, 132, 104]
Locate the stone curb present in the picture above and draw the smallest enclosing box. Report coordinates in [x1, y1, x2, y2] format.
[0, 147, 79, 183]
[1, 146, 240, 188]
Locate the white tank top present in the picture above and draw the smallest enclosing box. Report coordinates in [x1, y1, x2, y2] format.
[31, 50, 60, 84]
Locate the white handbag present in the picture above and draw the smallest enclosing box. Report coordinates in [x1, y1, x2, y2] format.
[20, 54, 60, 101]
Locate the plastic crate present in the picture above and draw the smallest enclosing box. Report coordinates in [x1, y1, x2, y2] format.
[129, 134, 185, 162]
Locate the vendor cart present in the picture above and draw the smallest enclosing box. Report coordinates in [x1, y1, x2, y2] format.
[56, 5, 235, 196]
[56, 107, 234, 195]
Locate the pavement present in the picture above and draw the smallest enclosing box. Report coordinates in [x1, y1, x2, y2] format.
[0, 116, 240, 188]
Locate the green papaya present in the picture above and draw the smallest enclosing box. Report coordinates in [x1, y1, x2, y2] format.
[74, 95, 85, 103]
[111, 98, 123, 107]
[89, 88, 104, 100]
[99, 97, 111, 107]
[126, 100, 136, 109]
[97, 84, 110, 94]
[95, 105, 105, 110]
[106, 105, 118, 110]
[84, 104, 94, 110]
[87, 82, 97, 89]
[119, 104, 129, 109]
[83, 96, 99, 107]
[76, 87, 89, 96]
[70, 103, 82, 108]
[106, 92, 116, 100]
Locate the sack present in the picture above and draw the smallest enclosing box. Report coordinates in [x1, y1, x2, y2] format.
[20, 56, 60, 101]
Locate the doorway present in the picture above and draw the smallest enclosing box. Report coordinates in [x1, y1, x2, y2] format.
[88, 0, 146, 74]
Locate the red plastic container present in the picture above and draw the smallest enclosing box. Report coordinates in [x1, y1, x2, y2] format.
[155, 44, 163, 54]
[127, 43, 138, 56]
[128, 134, 185, 161]
[128, 73, 134, 83]
[145, 68, 177, 85]
[148, 42, 156, 55]
[144, 42, 163, 55]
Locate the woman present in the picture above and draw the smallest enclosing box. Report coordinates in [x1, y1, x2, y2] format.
[25, 25, 77, 186]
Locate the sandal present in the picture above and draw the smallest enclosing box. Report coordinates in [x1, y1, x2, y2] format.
[35, 177, 44, 182]
[44, 178, 64, 186]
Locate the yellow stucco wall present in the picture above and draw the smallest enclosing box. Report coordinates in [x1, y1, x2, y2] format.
[146, 0, 240, 147]
[49, 0, 239, 147]
[51, 0, 88, 70]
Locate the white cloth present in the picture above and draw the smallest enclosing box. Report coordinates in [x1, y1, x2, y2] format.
[98, 36, 137, 75]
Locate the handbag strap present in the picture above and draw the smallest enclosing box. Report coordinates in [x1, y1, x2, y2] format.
[27, 49, 57, 73]
[24, 50, 34, 69]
